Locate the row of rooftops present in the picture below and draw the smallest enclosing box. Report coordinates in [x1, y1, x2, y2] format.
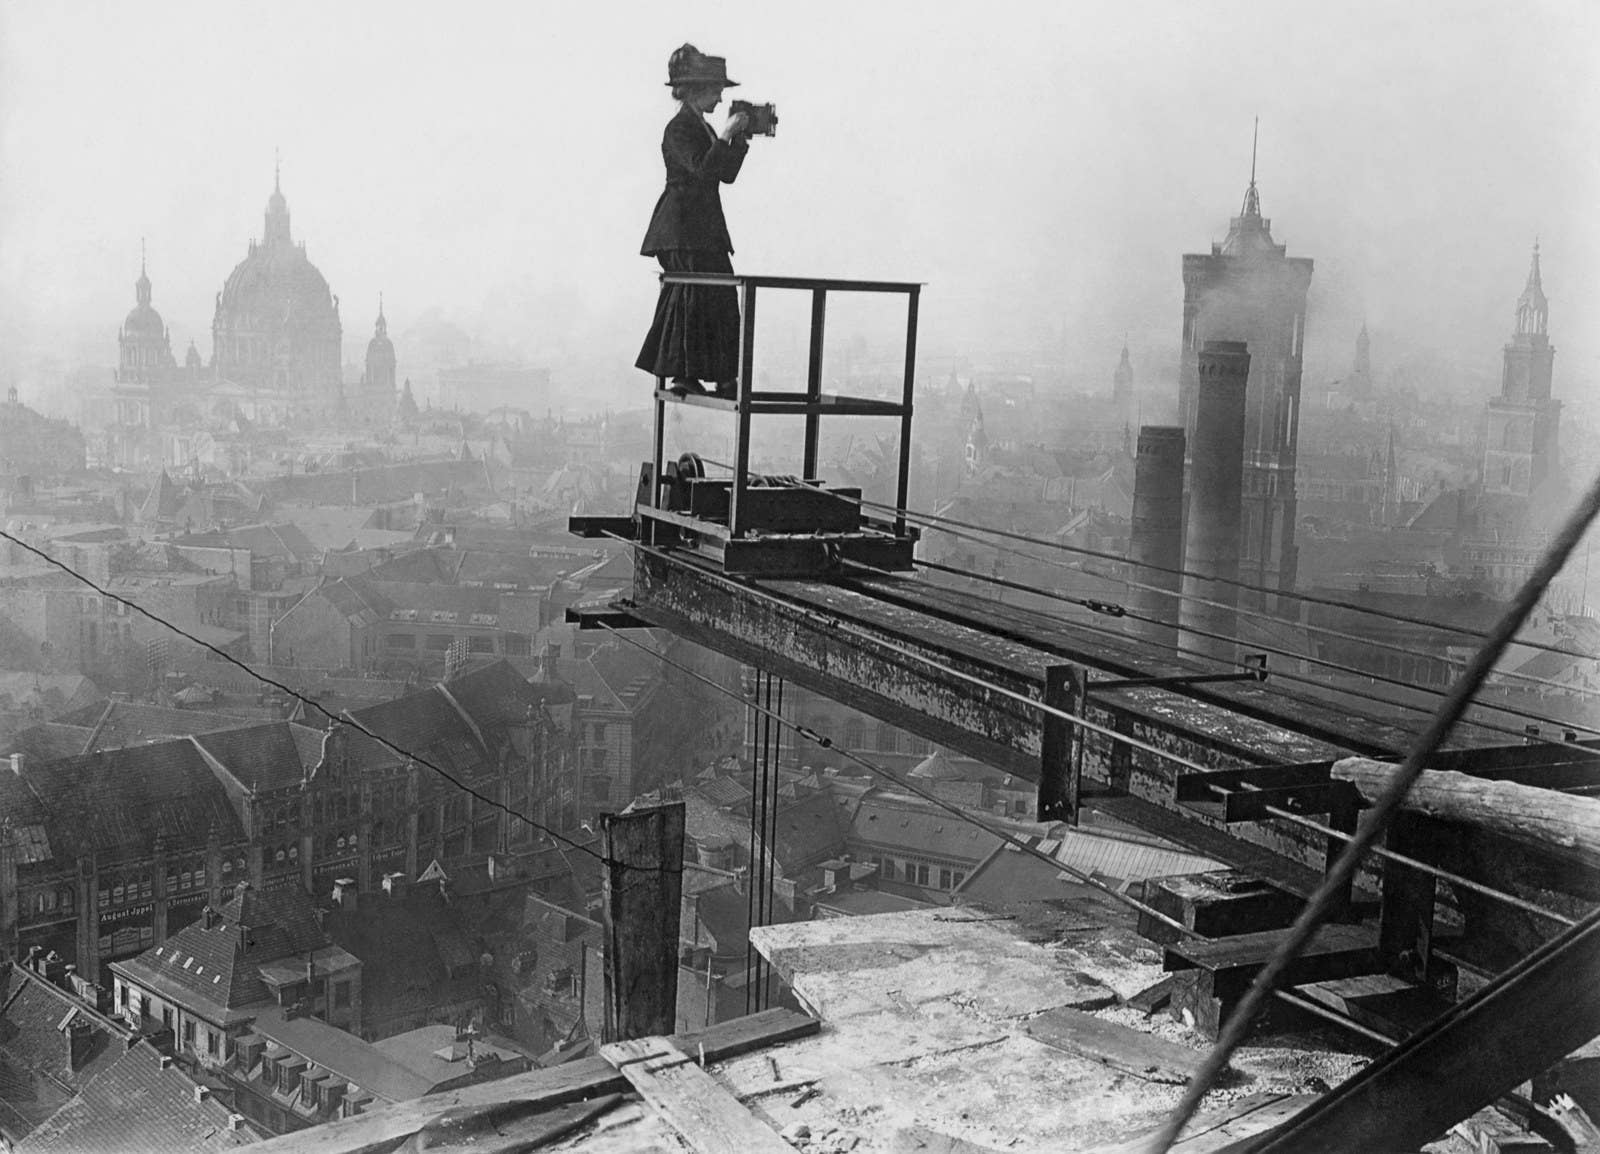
[0, 957, 257, 1150]
[0, 660, 566, 870]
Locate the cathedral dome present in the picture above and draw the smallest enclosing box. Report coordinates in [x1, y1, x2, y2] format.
[217, 238, 337, 325]
[211, 171, 342, 402]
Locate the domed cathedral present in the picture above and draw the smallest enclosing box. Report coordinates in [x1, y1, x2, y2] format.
[350, 295, 397, 423]
[211, 167, 343, 421]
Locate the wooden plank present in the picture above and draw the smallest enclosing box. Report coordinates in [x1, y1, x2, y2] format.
[1334, 755, 1600, 868]
[1125, 974, 1177, 1015]
[601, 802, 686, 1043]
[1164, 923, 1380, 984]
[247, 1009, 819, 1154]
[1024, 1006, 1205, 1085]
[601, 1037, 793, 1154]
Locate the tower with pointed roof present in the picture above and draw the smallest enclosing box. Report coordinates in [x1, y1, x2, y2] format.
[1178, 124, 1314, 605]
[1349, 322, 1373, 398]
[117, 245, 177, 388]
[357, 296, 398, 423]
[1112, 340, 1136, 432]
[1483, 243, 1559, 501]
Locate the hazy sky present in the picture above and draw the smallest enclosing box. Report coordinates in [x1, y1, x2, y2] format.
[1, 0, 1595, 410]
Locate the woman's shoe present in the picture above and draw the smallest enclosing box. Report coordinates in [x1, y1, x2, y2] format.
[669, 377, 710, 396]
[713, 380, 739, 399]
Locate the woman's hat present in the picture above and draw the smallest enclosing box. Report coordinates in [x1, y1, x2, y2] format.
[666, 43, 739, 88]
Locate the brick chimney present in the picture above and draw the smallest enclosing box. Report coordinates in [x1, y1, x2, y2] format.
[8, 753, 22, 777]
[1180, 340, 1250, 661]
[41, 950, 66, 987]
[1128, 426, 1186, 649]
[227, 1114, 247, 1132]
[64, 1018, 94, 1071]
[331, 878, 357, 912]
[382, 871, 408, 900]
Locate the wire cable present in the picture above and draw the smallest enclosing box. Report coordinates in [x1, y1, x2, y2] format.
[0, 527, 664, 875]
[903, 558, 1600, 746]
[698, 459, 1598, 683]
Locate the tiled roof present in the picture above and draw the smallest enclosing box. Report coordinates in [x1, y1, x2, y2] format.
[768, 789, 849, 873]
[442, 660, 550, 729]
[0, 966, 127, 1140]
[312, 578, 391, 625]
[114, 886, 330, 1016]
[694, 776, 753, 811]
[846, 795, 1001, 867]
[192, 723, 310, 793]
[15, 1041, 256, 1152]
[76, 703, 245, 752]
[343, 688, 487, 774]
[0, 740, 244, 862]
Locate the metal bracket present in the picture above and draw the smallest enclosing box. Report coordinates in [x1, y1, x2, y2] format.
[1091, 653, 1268, 692]
[567, 604, 652, 631]
[1038, 664, 1087, 824]
[569, 515, 637, 541]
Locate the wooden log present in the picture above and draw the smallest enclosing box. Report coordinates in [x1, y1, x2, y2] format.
[1331, 757, 1600, 868]
[1024, 1006, 1206, 1085]
[602, 802, 686, 1043]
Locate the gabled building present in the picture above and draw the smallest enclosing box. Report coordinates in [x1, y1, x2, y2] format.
[109, 883, 360, 1059]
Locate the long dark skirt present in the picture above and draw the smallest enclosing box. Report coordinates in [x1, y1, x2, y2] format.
[635, 250, 740, 383]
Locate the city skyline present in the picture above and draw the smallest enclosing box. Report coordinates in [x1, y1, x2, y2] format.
[0, 0, 1595, 416]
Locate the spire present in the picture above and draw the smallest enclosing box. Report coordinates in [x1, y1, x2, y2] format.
[1514, 238, 1548, 337]
[374, 293, 388, 339]
[135, 238, 151, 306]
[264, 153, 291, 246]
[1240, 117, 1261, 218]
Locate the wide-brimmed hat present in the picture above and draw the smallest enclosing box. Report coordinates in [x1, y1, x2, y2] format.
[665, 43, 739, 88]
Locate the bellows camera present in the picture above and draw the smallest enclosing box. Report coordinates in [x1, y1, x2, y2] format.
[731, 100, 778, 137]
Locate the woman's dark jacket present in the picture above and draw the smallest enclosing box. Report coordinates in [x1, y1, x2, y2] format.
[640, 103, 749, 256]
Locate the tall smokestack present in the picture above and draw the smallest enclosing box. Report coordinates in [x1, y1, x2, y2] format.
[1181, 341, 1250, 661]
[1127, 427, 1186, 649]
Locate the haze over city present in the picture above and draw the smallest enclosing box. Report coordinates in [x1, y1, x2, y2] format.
[2, 0, 1596, 415]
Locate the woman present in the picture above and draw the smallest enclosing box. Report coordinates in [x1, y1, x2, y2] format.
[635, 44, 751, 397]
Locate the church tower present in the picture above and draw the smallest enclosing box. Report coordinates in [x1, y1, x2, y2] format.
[359, 296, 398, 422]
[1483, 243, 1559, 499]
[1112, 340, 1136, 432]
[117, 246, 176, 386]
[1178, 124, 1313, 605]
[1349, 322, 1373, 398]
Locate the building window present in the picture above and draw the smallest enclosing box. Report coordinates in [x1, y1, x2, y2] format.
[468, 635, 495, 654]
[875, 725, 897, 753]
[504, 633, 531, 656]
[425, 634, 453, 651]
[939, 868, 953, 890]
[334, 981, 351, 1009]
[386, 633, 416, 650]
[183, 1019, 195, 1048]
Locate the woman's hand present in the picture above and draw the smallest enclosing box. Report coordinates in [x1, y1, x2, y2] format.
[720, 111, 749, 143]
